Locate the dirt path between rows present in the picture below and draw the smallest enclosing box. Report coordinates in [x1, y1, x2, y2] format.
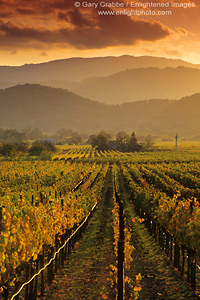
[43, 168, 115, 300]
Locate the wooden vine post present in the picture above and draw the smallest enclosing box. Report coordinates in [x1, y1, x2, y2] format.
[175, 134, 178, 151]
[0, 206, 3, 234]
[118, 240, 124, 300]
[115, 188, 124, 300]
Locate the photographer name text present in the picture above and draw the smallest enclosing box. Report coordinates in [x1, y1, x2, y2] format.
[74, 1, 196, 8]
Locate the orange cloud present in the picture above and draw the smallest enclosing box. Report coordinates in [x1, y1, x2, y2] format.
[176, 27, 188, 35]
[0, 1, 171, 50]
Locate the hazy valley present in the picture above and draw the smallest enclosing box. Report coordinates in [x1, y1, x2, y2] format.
[1, 55, 200, 138]
[0, 84, 200, 137]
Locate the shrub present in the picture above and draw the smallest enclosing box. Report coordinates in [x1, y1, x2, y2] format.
[29, 141, 56, 156]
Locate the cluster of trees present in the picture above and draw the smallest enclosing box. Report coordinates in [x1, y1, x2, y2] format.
[28, 140, 56, 160]
[0, 128, 44, 144]
[0, 143, 27, 157]
[0, 140, 56, 159]
[53, 128, 83, 145]
[0, 127, 84, 158]
[0, 128, 154, 157]
[88, 131, 111, 151]
[0, 128, 84, 145]
[88, 131, 142, 152]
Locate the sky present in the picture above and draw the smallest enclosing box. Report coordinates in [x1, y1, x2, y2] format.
[0, 0, 200, 66]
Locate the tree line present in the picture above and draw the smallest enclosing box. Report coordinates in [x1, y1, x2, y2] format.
[0, 128, 154, 157]
[0, 140, 56, 159]
[0, 128, 84, 144]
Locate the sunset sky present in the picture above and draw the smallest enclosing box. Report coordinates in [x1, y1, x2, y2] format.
[0, 0, 200, 66]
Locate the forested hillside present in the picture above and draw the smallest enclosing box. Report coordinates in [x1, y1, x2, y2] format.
[0, 84, 200, 136]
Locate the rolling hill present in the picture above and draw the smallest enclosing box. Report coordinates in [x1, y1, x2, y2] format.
[67, 66, 200, 104]
[0, 84, 200, 136]
[0, 55, 200, 90]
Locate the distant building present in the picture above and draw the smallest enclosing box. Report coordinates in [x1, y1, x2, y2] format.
[41, 138, 57, 144]
[108, 140, 142, 152]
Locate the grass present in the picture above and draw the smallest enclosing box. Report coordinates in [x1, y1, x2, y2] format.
[43, 168, 115, 300]
[154, 140, 200, 152]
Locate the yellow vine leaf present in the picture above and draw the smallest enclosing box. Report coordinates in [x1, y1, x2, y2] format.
[134, 285, 142, 292]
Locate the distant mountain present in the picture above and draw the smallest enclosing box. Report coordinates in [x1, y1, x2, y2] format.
[0, 55, 200, 89]
[0, 84, 200, 136]
[67, 66, 200, 104]
[0, 84, 108, 133]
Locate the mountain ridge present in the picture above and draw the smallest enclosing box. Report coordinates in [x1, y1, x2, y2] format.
[0, 84, 200, 136]
[67, 66, 200, 104]
[1, 55, 200, 88]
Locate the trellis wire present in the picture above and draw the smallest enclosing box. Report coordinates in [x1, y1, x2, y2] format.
[10, 201, 97, 300]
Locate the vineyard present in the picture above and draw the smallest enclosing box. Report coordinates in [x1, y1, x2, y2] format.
[1, 144, 200, 299]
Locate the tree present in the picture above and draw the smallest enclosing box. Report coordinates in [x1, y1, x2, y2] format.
[127, 132, 138, 152]
[0, 143, 17, 157]
[25, 128, 44, 140]
[143, 135, 154, 151]
[115, 131, 141, 152]
[29, 140, 56, 156]
[55, 128, 74, 140]
[116, 131, 129, 152]
[0, 143, 28, 157]
[0, 129, 5, 140]
[68, 136, 82, 145]
[89, 132, 110, 151]
[87, 134, 96, 145]
[1, 129, 26, 144]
